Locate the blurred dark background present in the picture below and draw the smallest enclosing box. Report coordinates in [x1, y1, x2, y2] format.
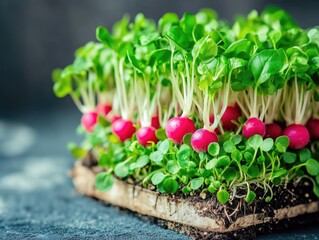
[1, 0, 319, 114]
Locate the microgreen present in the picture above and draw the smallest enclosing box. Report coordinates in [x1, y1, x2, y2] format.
[54, 7, 319, 206]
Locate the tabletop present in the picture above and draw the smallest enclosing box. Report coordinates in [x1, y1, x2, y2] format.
[1, 108, 318, 240]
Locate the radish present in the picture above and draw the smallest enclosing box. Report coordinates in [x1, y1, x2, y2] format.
[242, 117, 266, 138]
[112, 118, 136, 142]
[283, 124, 310, 149]
[97, 103, 112, 117]
[137, 126, 158, 147]
[265, 123, 282, 139]
[209, 114, 215, 124]
[307, 118, 319, 140]
[111, 115, 121, 123]
[221, 106, 240, 131]
[234, 102, 241, 114]
[166, 117, 196, 144]
[81, 111, 98, 133]
[151, 115, 160, 129]
[191, 128, 218, 152]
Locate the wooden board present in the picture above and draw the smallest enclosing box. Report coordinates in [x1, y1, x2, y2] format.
[71, 161, 319, 235]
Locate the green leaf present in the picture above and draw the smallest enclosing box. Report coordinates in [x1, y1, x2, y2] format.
[114, 162, 129, 178]
[283, 152, 297, 164]
[158, 13, 179, 34]
[223, 140, 236, 153]
[261, 138, 274, 152]
[231, 149, 243, 162]
[140, 32, 160, 46]
[176, 147, 192, 161]
[127, 53, 144, 73]
[225, 39, 255, 59]
[135, 155, 149, 168]
[216, 156, 231, 168]
[163, 177, 179, 194]
[313, 184, 319, 198]
[305, 159, 319, 176]
[97, 115, 109, 127]
[150, 151, 164, 163]
[205, 55, 229, 82]
[231, 135, 242, 145]
[208, 142, 220, 156]
[95, 172, 114, 191]
[275, 136, 290, 153]
[257, 155, 265, 164]
[166, 160, 180, 174]
[192, 36, 218, 62]
[298, 148, 312, 162]
[183, 133, 192, 148]
[217, 189, 229, 204]
[272, 169, 288, 179]
[247, 134, 263, 150]
[247, 165, 260, 178]
[67, 143, 87, 159]
[151, 172, 166, 185]
[245, 189, 256, 204]
[155, 129, 167, 141]
[158, 139, 170, 154]
[249, 49, 288, 86]
[96, 26, 113, 47]
[190, 177, 204, 190]
[165, 25, 190, 50]
[222, 167, 237, 182]
[206, 158, 217, 170]
[98, 153, 111, 168]
[244, 151, 254, 163]
[52, 69, 72, 98]
[182, 186, 192, 194]
[181, 13, 196, 36]
[316, 175, 319, 185]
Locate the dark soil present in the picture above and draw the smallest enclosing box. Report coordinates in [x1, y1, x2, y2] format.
[80, 152, 319, 240]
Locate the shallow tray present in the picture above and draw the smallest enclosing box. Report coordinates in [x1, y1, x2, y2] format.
[71, 161, 319, 239]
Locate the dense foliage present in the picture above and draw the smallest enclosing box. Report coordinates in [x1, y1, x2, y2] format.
[53, 6, 319, 204]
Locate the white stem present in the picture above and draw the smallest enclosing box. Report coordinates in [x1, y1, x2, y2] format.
[71, 94, 85, 113]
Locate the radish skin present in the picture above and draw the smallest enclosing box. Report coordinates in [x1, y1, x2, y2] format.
[307, 118, 319, 140]
[151, 115, 160, 129]
[265, 123, 282, 140]
[242, 117, 266, 138]
[97, 103, 112, 117]
[221, 106, 241, 131]
[283, 124, 310, 149]
[166, 117, 196, 144]
[81, 112, 98, 133]
[137, 126, 158, 147]
[112, 118, 136, 142]
[191, 128, 218, 152]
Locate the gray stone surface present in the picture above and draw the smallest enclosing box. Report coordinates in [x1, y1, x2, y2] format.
[0, 108, 318, 239]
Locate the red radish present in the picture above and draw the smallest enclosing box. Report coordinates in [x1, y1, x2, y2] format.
[283, 124, 310, 149]
[214, 128, 221, 135]
[97, 103, 112, 117]
[81, 111, 98, 133]
[165, 117, 196, 144]
[209, 114, 215, 124]
[307, 118, 319, 140]
[137, 126, 158, 147]
[111, 115, 121, 123]
[265, 123, 282, 139]
[221, 106, 240, 131]
[242, 117, 266, 138]
[234, 102, 241, 114]
[112, 118, 136, 142]
[151, 115, 160, 129]
[191, 128, 218, 152]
